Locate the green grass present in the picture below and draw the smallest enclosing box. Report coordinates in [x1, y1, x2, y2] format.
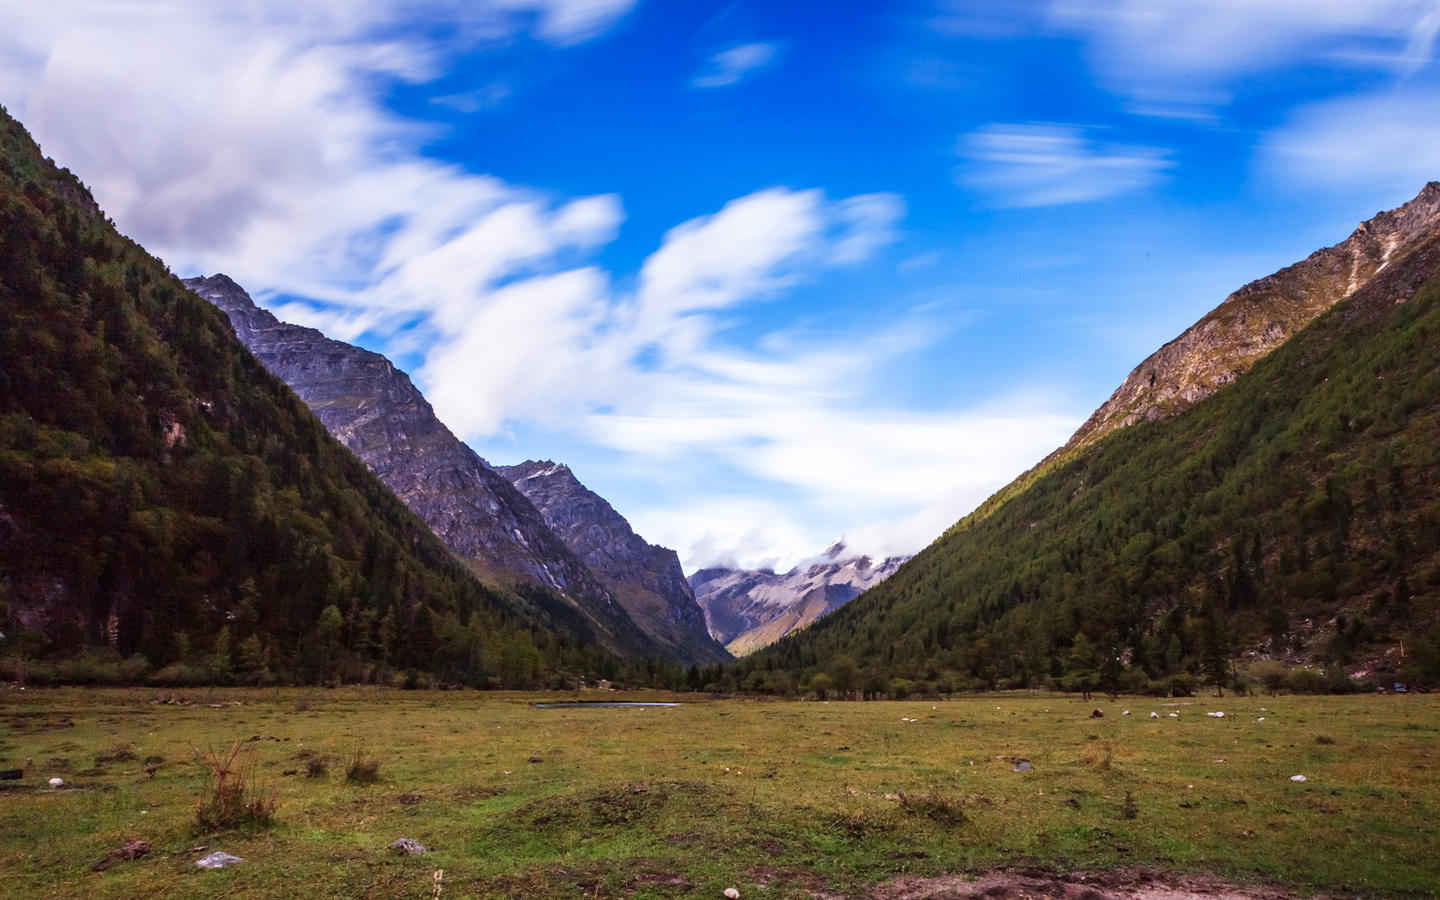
[0, 689, 1436, 898]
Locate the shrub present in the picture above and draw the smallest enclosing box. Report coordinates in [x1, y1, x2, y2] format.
[345, 748, 381, 784]
[194, 744, 277, 832]
[1287, 668, 1329, 694]
[1168, 674, 1196, 697]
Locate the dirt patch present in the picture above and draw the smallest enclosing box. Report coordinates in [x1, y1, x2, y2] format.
[626, 870, 692, 892]
[871, 868, 1298, 900]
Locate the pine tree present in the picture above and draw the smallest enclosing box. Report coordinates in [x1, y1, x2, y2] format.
[208, 626, 233, 683]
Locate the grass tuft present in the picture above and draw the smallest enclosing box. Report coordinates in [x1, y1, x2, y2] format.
[345, 747, 381, 784]
[193, 743, 278, 832]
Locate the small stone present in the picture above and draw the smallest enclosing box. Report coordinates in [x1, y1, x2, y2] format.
[47, 777, 63, 788]
[1291, 775, 1307, 783]
[1090, 709, 1104, 718]
[1150, 712, 1160, 719]
[195, 851, 243, 869]
[390, 838, 427, 855]
[1207, 711, 1225, 718]
[93, 838, 150, 872]
[1122, 710, 1131, 716]
[724, 888, 741, 899]
[1013, 761, 1033, 772]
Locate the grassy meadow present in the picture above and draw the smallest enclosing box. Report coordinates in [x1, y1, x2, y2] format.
[0, 688, 1436, 898]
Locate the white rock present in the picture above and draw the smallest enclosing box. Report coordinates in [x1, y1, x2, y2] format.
[1207, 711, 1225, 718]
[1168, 712, 1179, 718]
[47, 777, 63, 788]
[1150, 712, 1160, 719]
[1122, 710, 1131, 716]
[724, 888, 741, 899]
[1291, 774, 1307, 782]
[1256, 717, 1266, 722]
[196, 851, 243, 869]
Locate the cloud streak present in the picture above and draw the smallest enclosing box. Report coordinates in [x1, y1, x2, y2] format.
[692, 42, 779, 88]
[959, 123, 1171, 208]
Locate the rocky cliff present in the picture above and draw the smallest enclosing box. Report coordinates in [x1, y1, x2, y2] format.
[495, 461, 730, 666]
[690, 543, 909, 656]
[184, 274, 660, 659]
[1067, 183, 1440, 449]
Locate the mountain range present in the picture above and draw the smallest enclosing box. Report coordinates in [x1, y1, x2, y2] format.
[185, 275, 725, 666]
[690, 543, 908, 657]
[3, 97, 1438, 692]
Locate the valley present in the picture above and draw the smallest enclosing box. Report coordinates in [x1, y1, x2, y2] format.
[0, 687, 1435, 899]
[4, 1, 1440, 893]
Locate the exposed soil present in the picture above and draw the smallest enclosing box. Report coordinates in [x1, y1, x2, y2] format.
[870, 868, 1298, 900]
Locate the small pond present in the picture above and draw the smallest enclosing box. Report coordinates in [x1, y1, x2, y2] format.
[532, 701, 681, 709]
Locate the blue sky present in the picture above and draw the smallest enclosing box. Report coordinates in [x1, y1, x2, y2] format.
[6, 0, 1440, 570]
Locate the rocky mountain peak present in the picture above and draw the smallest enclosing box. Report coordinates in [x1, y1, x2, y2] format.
[495, 460, 731, 665]
[1064, 181, 1440, 451]
[690, 545, 910, 657]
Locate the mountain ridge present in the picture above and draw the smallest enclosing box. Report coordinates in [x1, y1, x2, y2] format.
[0, 106, 608, 686]
[1066, 181, 1440, 451]
[184, 274, 662, 660]
[741, 182, 1440, 692]
[496, 460, 730, 666]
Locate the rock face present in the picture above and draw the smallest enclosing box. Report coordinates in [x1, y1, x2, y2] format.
[1066, 182, 1440, 449]
[184, 274, 658, 658]
[689, 543, 909, 657]
[496, 461, 731, 666]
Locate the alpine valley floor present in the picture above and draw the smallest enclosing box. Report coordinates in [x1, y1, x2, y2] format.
[0, 689, 1436, 899]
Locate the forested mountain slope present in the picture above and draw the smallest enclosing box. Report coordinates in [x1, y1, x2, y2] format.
[186, 275, 663, 662]
[744, 197, 1440, 694]
[0, 107, 617, 686]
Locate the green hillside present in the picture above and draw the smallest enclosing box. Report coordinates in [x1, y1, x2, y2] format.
[0, 107, 624, 687]
[743, 226, 1440, 696]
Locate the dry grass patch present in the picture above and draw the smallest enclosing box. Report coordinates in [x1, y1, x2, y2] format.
[193, 742, 278, 832]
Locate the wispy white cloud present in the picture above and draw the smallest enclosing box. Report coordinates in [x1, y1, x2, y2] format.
[1262, 86, 1440, 194]
[1046, 0, 1440, 111]
[415, 187, 903, 436]
[430, 83, 513, 113]
[0, 0, 634, 282]
[692, 41, 779, 88]
[928, 2, 1440, 118]
[958, 123, 1171, 208]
